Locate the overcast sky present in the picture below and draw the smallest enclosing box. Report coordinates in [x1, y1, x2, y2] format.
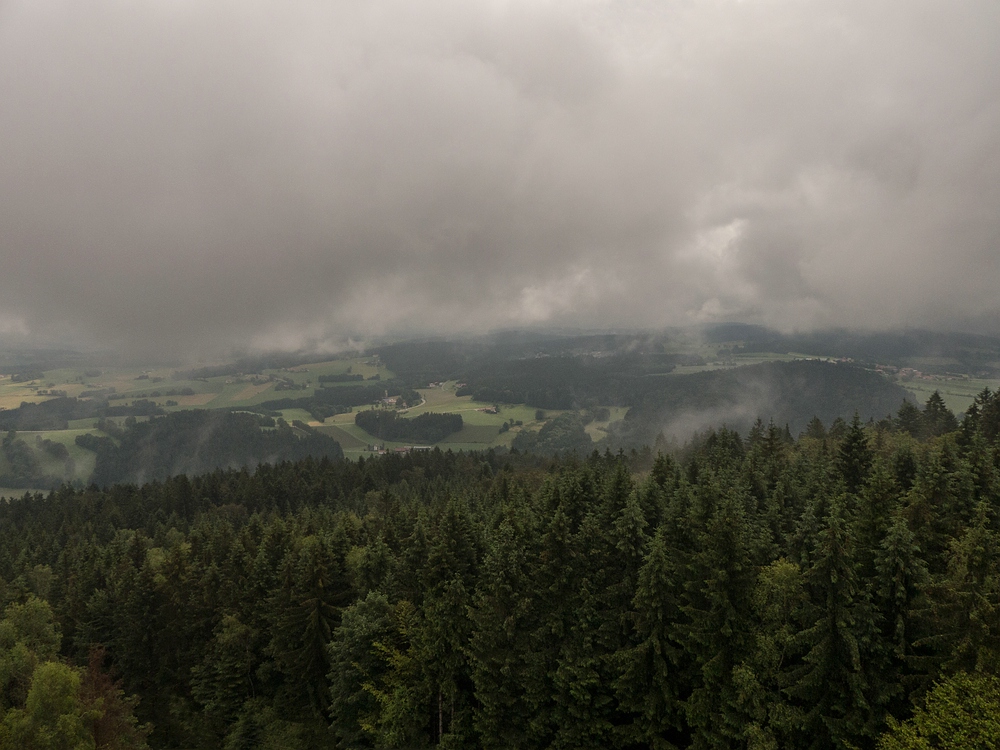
[1, 0, 998, 358]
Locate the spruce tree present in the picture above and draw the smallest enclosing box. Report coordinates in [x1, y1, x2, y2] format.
[736, 557, 808, 749]
[873, 514, 928, 714]
[469, 517, 538, 749]
[328, 592, 396, 748]
[680, 485, 765, 749]
[788, 498, 883, 749]
[268, 534, 351, 717]
[615, 525, 684, 749]
[836, 414, 872, 496]
[921, 392, 959, 439]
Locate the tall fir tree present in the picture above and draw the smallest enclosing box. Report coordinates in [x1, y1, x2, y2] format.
[615, 525, 685, 749]
[788, 498, 886, 749]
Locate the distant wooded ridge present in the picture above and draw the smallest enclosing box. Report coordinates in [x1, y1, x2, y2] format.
[0, 327, 994, 492]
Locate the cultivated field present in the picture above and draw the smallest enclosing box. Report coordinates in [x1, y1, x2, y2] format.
[901, 374, 1000, 414]
[313, 381, 559, 457]
[0, 356, 394, 414]
[0, 355, 395, 485]
[5, 343, 978, 482]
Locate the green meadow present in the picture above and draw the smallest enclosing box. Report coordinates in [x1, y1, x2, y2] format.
[5, 346, 982, 476]
[0, 356, 395, 414]
[0, 355, 393, 485]
[902, 374, 1000, 414]
[312, 381, 556, 457]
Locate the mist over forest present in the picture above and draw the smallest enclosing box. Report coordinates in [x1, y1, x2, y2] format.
[1, 0, 1000, 747]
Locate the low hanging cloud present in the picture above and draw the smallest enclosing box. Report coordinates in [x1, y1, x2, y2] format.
[1, 0, 998, 358]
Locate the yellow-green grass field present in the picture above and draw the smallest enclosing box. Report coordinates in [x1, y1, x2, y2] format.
[312, 383, 574, 456]
[585, 406, 630, 440]
[21, 430, 98, 482]
[311, 424, 368, 450]
[667, 352, 834, 377]
[902, 375, 1000, 414]
[0, 356, 394, 415]
[0, 360, 620, 465]
[398, 383, 550, 424]
[308, 419, 484, 457]
[439, 425, 506, 443]
[0, 429, 101, 485]
[278, 409, 315, 424]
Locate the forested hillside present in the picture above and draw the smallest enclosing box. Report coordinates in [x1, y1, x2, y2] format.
[378, 338, 911, 427]
[0, 395, 164, 431]
[0, 390, 998, 747]
[81, 410, 344, 486]
[0, 331, 946, 486]
[611, 359, 913, 446]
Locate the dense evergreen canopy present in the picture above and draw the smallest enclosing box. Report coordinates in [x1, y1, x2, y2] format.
[0, 392, 995, 748]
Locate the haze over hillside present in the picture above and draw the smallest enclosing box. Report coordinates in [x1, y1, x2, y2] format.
[0, 1, 999, 359]
[1, 6, 999, 746]
[4, 324, 988, 492]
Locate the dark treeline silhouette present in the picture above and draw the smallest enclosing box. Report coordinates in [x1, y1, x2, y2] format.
[377, 336, 910, 431]
[354, 410, 463, 443]
[612, 359, 911, 444]
[453, 353, 683, 409]
[79, 410, 343, 486]
[0, 396, 166, 431]
[0, 390, 997, 747]
[510, 411, 594, 454]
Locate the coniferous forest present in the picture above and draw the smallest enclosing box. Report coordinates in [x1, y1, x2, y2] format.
[4, 0, 1000, 745]
[0, 391, 999, 748]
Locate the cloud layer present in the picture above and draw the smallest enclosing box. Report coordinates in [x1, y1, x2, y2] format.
[1, 0, 998, 357]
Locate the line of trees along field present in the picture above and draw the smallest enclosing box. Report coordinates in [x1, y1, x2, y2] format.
[0, 396, 166, 432]
[354, 410, 463, 443]
[79, 410, 344, 486]
[0, 390, 997, 747]
[376, 339, 912, 420]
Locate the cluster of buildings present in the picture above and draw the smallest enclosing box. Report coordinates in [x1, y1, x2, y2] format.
[366, 444, 432, 455]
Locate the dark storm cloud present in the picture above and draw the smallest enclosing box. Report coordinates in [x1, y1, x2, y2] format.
[1, 0, 998, 357]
